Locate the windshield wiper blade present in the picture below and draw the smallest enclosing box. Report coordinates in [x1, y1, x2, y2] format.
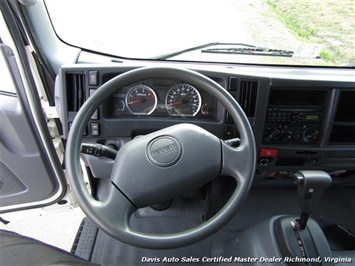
[153, 42, 294, 60]
[202, 45, 294, 57]
[153, 42, 221, 60]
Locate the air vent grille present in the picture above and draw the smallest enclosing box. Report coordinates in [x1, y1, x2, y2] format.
[240, 80, 258, 117]
[66, 73, 85, 112]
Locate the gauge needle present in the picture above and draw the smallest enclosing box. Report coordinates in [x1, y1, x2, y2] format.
[170, 100, 188, 106]
[128, 99, 142, 105]
[170, 101, 182, 106]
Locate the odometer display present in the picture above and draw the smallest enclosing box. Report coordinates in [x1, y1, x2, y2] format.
[165, 84, 202, 116]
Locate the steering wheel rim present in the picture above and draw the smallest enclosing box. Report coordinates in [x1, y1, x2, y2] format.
[65, 66, 256, 249]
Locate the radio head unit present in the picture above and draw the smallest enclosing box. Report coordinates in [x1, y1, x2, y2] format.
[263, 88, 329, 145]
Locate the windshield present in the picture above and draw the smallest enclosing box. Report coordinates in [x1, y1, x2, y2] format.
[45, 0, 354, 67]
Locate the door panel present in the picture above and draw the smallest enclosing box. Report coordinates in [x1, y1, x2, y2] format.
[0, 43, 65, 213]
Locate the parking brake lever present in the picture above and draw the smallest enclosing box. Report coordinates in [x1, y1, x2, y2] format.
[293, 170, 332, 230]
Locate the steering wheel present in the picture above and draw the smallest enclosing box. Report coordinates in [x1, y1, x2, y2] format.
[65, 67, 256, 249]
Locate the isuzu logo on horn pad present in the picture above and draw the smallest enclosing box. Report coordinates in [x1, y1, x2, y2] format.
[151, 143, 177, 156]
[147, 136, 182, 167]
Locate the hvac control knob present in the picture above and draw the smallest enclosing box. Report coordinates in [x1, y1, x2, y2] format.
[303, 128, 319, 143]
[280, 131, 292, 143]
[266, 127, 281, 141]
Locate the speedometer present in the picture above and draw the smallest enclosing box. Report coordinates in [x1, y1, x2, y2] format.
[165, 84, 202, 116]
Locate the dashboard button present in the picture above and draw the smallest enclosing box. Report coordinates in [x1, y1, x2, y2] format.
[260, 148, 278, 158]
[88, 71, 98, 86]
[90, 122, 100, 136]
[224, 126, 234, 139]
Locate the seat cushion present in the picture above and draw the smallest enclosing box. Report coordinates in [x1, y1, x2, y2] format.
[0, 229, 99, 266]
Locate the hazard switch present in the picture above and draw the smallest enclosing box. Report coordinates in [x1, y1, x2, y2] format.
[260, 148, 278, 157]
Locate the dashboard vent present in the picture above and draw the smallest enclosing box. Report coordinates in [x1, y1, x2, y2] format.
[240, 80, 258, 117]
[66, 73, 85, 112]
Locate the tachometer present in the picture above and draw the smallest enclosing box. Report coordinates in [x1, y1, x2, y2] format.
[126, 85, 157, 115]
[165, 84, 202, 116]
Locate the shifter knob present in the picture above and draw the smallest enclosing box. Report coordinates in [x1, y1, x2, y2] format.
[294, 170, 332, 229]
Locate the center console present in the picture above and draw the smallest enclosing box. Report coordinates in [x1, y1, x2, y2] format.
[223, 171, 334, 265]
[231, 216, 333, 265]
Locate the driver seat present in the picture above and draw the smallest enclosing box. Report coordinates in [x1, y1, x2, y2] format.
[0, 229, 100, 266]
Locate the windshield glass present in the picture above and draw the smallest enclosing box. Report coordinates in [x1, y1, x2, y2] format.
[45, 0, 354, 67]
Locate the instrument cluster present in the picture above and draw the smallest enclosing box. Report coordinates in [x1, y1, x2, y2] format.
[107, 79, 217, 119]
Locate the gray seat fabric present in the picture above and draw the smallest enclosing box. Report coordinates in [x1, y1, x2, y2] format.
[0, 229, 99, 266]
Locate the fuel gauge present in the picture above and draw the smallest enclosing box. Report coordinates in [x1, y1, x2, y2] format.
[115, 100, 125, 112]
[201, 103, 214, 115]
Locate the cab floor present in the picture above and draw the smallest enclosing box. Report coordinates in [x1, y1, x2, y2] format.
[72, 185, 355, 265]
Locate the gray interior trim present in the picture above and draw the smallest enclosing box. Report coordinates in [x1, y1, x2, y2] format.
[20, 0, 80, 74]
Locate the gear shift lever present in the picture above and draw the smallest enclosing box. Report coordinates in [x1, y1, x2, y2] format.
[294, 170, 332, 229]
[234, 170, 334, 261]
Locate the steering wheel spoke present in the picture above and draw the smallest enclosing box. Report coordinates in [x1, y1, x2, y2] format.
[220, 140, 255, 187]
[92, 183, 136, 234]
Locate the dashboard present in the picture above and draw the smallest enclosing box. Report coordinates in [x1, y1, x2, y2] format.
[57, 64, 355, 182]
